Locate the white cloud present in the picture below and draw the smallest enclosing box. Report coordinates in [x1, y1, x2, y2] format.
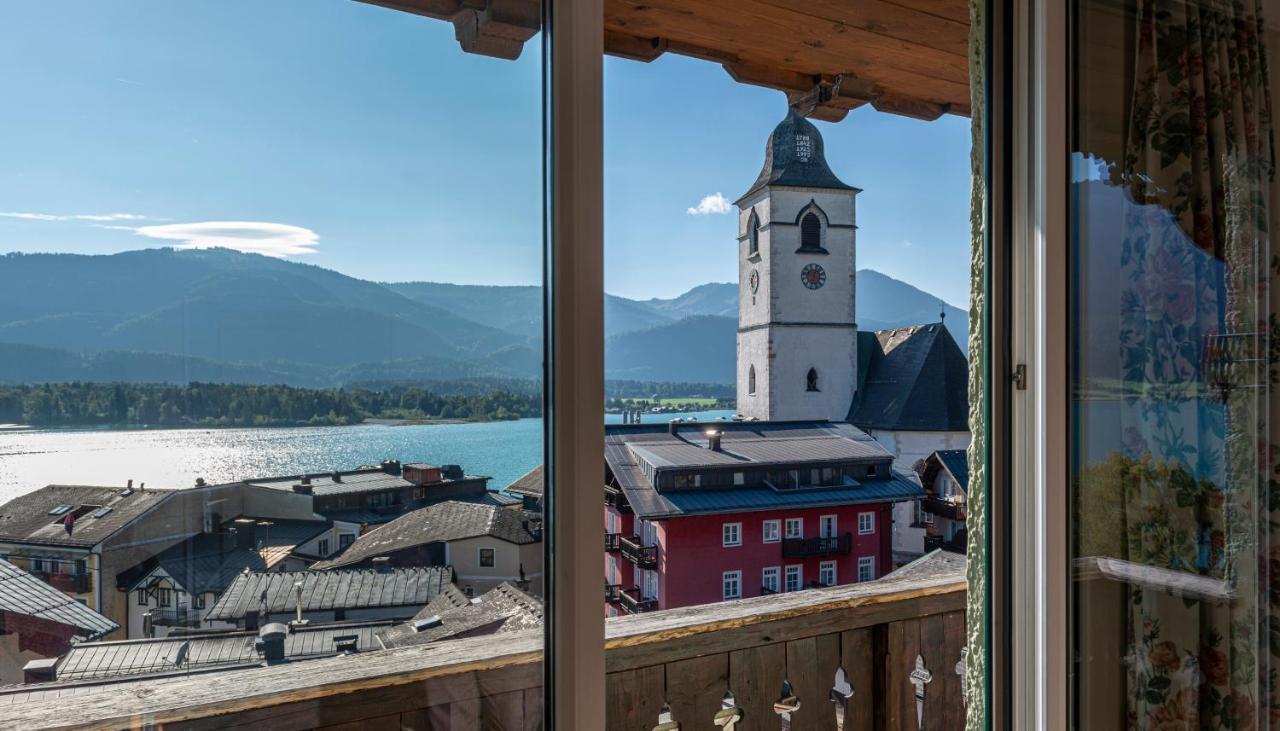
[132, 221, 319, 257]
[899, 239, 914, 248]
[686, 192, 732, 216]
[0, 211, 154, 222]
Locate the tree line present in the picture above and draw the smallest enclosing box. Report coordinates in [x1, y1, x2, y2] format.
[0, 383, 542, 427]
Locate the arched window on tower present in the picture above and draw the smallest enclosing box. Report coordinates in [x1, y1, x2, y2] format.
[800, 212, 821, 249]
[748, 366, 757, 395]
[806, 368, 820, 392]
[747, 210, 760, 256]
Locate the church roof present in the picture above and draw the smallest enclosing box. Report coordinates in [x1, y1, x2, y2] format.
[848, 323, 969, 432]
[736, 110, 859, 204]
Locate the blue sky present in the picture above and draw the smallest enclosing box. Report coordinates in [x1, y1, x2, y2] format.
[0, 1, 972, 306]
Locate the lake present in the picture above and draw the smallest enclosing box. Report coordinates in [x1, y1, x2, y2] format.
[0, 410, 736, 505]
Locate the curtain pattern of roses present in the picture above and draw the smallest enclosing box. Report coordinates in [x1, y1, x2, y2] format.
[1112, 0, 1273, 726]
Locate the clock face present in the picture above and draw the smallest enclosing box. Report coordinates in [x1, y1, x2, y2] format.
[801, 263, 826, 290]
[749, 270, 759, 293]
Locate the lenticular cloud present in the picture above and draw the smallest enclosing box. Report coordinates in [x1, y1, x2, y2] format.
[133, 221, 319, 257]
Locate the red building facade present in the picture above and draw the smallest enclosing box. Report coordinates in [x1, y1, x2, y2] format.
[602, 421, 920, 616]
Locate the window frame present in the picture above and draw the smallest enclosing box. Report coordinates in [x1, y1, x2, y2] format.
[761, 519, 781, 543]
[762, 566, 780, 593]
[784, 517, 803, 539]
[479, 546, 497, 568]
[857, 511, 874, 535]
[721, 570, 742, 601]
[784, 565, 802, 592]
[856, 556, 875, 582]
[818, 560, 836, 587]
[721, 522, 742, 547]
[819, 514, 837, 538]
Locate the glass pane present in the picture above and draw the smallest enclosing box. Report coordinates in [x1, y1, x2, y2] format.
[0, 2, 544, 726]
[1070, 0, 1274, 725]
[602, 4, 981, 726]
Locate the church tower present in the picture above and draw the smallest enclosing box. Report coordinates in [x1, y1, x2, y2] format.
[736, 110, 860, 422]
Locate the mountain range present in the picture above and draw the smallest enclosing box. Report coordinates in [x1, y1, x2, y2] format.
[0, 248, 966, 386]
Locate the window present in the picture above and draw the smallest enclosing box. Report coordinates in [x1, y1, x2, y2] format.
[784, 565, 802, 592]
[819, 561, 836, 587]
[157, 588, 172, 607]
[857, 557, 875, 582]
[820, 514, 837, 538]
[339, 533, 354, 549]
[722, 570, 741, 601]
[722, 522, 742, 547]
[733, 472, 744, 486]
[747, 209, 760, 256]
[800, 211, 822, 248]
[762, 566, 780, 594]
[643, 570, 659, 601]
[317, 539, 330, 556]
[136, 589, 147, 606]
[785, 517, 803, 539]
[479, 548, 496, 568]
[193, 594, 206, 610]
[806, 368, 819, 392]
[865, 464, 878, 478]
[31, 557, 43, 572]
[762, 519, 780, 543]
[748, 365, 756, 395]
[857, 512, 874, 535]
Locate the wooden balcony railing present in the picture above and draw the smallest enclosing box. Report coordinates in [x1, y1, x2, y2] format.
[605, 583, 622, 603]
[3, 562, 966, 730]
[618, 535, 658, 568]
[781, 532, 852, 559]
[921, 496, 966, 522]
[603, 484, 632, 513]
[617, 586, 658, 614]
[605, 531, 621, 552]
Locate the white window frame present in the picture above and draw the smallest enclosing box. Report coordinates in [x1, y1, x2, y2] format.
[762, 519, 781, 543]
[762, 566, 780, 593]
[722, 570, 741, 600]
[784, 565, 802, 592]
[733, 471, 745, 486]
[857, 556, 875, 582]
[784, 517, 803, 539]
[722, 522, 742, 547]
[818, 560, 836, 587]
[857, 511, 875, 535]
[819, 514, 837, 538]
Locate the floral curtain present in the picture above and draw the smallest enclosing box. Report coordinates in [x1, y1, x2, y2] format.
[1112, 0, 1273, 726]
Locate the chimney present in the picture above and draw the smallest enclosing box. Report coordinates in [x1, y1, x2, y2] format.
[706, 430, 722, 451]
[292, 482, 312, 495]
[22, 658, 57, 684]
[126, 479, 133, 489]
[293, 580, 305, 624]
[371, 556, 392, 573]
[380, 460, 402, 476]
[331, 472, 343, 484]
[255, 623, 288, 664]
[245, 609, 260, 632]
[668, 420, 680, 436]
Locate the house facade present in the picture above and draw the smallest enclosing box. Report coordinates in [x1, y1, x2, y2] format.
[914, 449, 969, 554]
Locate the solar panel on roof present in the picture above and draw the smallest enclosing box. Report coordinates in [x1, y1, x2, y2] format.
[91, 507, 112, 519]
[47, 505, 72, 516]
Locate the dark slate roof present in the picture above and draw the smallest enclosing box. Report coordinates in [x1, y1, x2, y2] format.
[204, 566, 452, 621]
[935, 450, 970, 491]
[606, 421, 921, 519]
[848, 323, 970, 431]
[247, 467, 489, 498]
[737, 109, 859, 203]
[377, 582, 542, 649]
[125, 519, 331, 596]
[0, 485, 173, 548]
[0, 558, 117, 640]
[504, 466, 543, 498]
[53, 619, 396, 682]
[312, 501, 539, 570]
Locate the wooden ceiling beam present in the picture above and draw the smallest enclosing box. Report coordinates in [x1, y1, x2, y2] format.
[603, 30, 668, 62]
[753, 0, 969, 59]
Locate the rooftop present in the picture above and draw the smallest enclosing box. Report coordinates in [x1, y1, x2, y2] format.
[919, 449, 970, 492]
[204, 566, 453, 622]
[247, 466, 487, 498]
[313, 501, 539, 570]
[0, 558, 118, 640]
[504, 465, 543, 498]
[0, 485, 172, 548]
[377, 582, 542, 649]
[738, 109, 859, 203]
[849, 323, 970, 432]
[605, 421, 921, 519]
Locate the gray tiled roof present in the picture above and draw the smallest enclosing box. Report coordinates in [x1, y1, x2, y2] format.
[0, 558, 117, 640]
[247, 468, 488, 498]
[0, 485, 173, 548]
[848, 324, 970, 432]
[312, 501, 538, 570]
[606, 422, 919, 519]
[737, 109, 858, 203]
[504, 466, 543, 498]
[883, 549, 966, 582]
[54, 619, 396, 682]
[377, 582, 542, 649]
[204, 566, 452, 621]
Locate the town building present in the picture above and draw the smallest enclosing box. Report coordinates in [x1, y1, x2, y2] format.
[312, 500, 543, 596]
[914, 449, 969, 554]
[203, 566, 454, 628]
[0, 557, 117, 685]
[504, 465, 544, 513]
[247, 461, 512, 527]
[603, 421, 920, 614]
[376, 581, 541, 649]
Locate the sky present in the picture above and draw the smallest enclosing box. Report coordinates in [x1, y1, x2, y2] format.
[0, 1, 973, 306]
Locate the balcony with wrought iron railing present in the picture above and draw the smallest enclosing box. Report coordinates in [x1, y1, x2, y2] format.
[604, 531, 621, 552]
[781, 532, 852, 559]
[603, 484, 631, 513]
[921, 496, 966, 522]
[605, 583, 622, 604]
[5, 560, 966, 729]
[617, 585, 658, 614]
[148, 607, 204, 628]
[618, 535, 657, 568]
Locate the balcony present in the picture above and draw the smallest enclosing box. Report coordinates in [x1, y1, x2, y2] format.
[925, 534, 968, 554]
[605, 583, 622, 603]
[149, 608, 204, 628]
[617, 586, 658, 614]
[5, 562, 966, 729]
[603, 484, 631, 513]
[781, 532, 852, 559]
[618, 535, 657, 568]
[604, 532, 620, 552]
[31, 571, 90, 594]
[922, 496, 966, 522]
